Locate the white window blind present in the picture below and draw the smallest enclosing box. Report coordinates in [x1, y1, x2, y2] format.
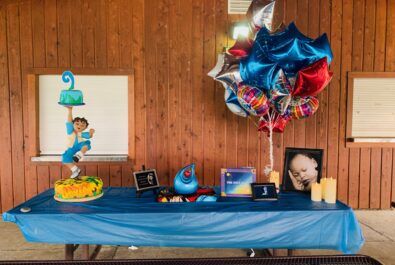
[39, 75, 128, 155]
[351, 77, 395, 138]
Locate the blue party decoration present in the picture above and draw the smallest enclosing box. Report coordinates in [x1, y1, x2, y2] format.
[240, 22, 333, 90]
[257, 22, 333, 65]
[62, 70, 75, 90]
[239, 52, 280, 91]
[174, 164, 198, 195]
[196, 195, 218, 202]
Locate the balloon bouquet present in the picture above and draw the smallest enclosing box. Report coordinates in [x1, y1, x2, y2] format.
[208, 0, 333, 176]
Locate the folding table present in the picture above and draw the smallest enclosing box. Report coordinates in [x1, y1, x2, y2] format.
[3, 187, 365, 260]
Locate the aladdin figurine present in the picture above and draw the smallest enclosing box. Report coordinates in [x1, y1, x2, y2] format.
[174, 164, 198, 195]
[59, 71, 94, 178]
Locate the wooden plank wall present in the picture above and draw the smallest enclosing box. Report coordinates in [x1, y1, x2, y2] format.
[0, 0, 394, 211]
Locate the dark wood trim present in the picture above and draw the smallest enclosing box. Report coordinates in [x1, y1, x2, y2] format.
[128, 75, 136, 161]
[348, 71, 395, 78]
[0, 0, 30, 8]
[346, 72, 354, 141]
[27, 74, 40, 157]
[28, 68, 134, 75]
[31, 161, 134, 166]
[346, 141, 395, 148]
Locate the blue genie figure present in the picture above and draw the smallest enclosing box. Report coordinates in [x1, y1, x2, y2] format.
[174, 164, 198, 195]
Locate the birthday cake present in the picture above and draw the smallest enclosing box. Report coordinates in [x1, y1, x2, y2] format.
[59, 89, 84, 105]
[54, 176, 103, 202]
[58, 70, 85, 106]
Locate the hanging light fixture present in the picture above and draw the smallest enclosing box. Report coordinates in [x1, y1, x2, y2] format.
[232, 22, 250, 40]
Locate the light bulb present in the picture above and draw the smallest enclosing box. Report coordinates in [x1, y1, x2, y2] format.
[232, 24, 249, 40]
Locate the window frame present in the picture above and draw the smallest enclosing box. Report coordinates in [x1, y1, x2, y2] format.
[27, 68, 135, 163]
[346, 71, 395, 148]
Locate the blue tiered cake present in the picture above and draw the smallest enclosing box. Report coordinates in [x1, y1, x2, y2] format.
[58, 71, 85, 106]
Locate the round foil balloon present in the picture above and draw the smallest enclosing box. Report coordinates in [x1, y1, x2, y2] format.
[224, 86, 248, 117]
[237, 85, 269, 116]
[288, 96, 319, 119]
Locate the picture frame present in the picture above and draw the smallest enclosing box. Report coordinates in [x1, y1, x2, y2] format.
[133, 169, 160, 192]
[251, 183, 278, 201]
[282, 148, 323, 192]
[220, 167, 256, 197]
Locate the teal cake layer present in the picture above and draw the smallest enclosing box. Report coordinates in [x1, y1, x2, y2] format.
[59, 90, 84, 105]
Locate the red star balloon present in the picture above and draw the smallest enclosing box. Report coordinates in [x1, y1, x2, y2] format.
[292, 57, 333, 98]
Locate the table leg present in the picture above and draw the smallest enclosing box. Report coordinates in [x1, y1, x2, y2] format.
[65, 244, 74, 260]
[90, 245, 102, 260]
[261, 249, 272, 257]
[81, 244, 90, 260]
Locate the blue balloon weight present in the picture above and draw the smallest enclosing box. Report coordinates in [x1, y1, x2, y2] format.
[240, 22, 333, 91]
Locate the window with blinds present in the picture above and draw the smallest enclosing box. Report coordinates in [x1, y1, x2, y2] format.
[347, 72, 395, 146]
[228, 0, 252, 14]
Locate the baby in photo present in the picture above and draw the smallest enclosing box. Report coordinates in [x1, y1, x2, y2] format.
[288, 153, 319, 191]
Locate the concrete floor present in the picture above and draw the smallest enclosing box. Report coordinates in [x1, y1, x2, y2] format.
[0, 210, 394, 264]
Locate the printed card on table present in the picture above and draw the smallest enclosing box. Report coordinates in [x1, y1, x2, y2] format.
[221, 168, 256, 197]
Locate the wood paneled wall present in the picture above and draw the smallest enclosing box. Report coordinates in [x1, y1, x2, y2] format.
[0, 0, 394, 211]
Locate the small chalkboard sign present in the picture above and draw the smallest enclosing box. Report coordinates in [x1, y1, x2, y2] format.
[133, 169, 160, 197]
[251, 183, 278, 201]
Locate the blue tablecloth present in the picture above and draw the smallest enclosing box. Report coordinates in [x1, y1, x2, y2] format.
[3, 187, 364, 254]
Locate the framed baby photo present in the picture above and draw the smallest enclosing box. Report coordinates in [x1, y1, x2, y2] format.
[282, 148, 323, 192]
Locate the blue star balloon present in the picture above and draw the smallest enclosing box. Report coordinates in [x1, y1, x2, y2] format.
[240, 22, 333, 91]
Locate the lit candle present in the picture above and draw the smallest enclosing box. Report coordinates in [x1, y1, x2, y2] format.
[311, 182, 322, 202]
[320, 177, 327, 200]
[325, 177, 337, 204]
[269, 171, 280, 192]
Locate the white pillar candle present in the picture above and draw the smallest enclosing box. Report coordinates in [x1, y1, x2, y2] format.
[320, 177, 327, 200]
[311, 182, 322, 202]
[325, 177, 337, 204]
